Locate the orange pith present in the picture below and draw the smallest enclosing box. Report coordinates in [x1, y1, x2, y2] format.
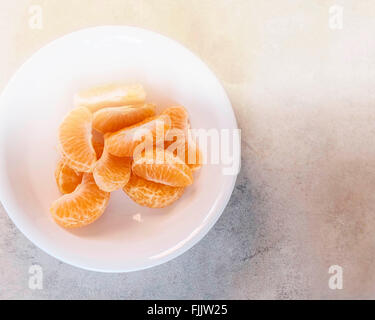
[105, 114, 171, 157]
[123, 174, 184, 208]
[132, 148, 193, 187]
[58, 107, 96, 172]
[55, 160, 83, 194]
[50, 173, 110, 228]
[93, 103, 156, 133]
[93, 147, 132, 192]
[74, 83, 146, 113]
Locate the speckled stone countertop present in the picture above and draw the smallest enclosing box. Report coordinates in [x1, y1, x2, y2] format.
[1, 0, 375, 299]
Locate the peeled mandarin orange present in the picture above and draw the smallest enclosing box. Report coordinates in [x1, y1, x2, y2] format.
[181, 129, 203, 171]
[162, 106, 189, 131]
[105, 114, 170, 157]
[132, 148, 193, 187]
[50, 173, 110, 228]
[51, 84, 201, 224]
[74, 83, 146, 113]
[58, 107, 97, 172]
[123, 174, 184, 208]
[55, 160, 83, 194]
[92, 103, 156, 133]
[166, 136, 203, 171]
[184, 137, 203, 171]
[93, 147, 132, 192]
[165, 119, 203, 171]
[92, 129, 104, 159]
[163, 106, 188, 151]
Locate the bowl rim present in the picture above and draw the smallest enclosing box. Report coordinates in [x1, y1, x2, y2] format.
[0, 25, 240, 273]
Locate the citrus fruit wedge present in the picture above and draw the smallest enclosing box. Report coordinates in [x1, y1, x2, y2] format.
[92, 129, 104, 159]
[184, 134, 203, 171]
[55, 160, 83, 194]
[74, 83, 146, 113]
[123, 174, 184, 208]
[132, 148, 193, 187]
[93, 147, 132, 192]
[162, 106, 189, 131]
[58, 107, 97, 172]
[105, 114, 170, 157]
[166, 135, 203, 171]
[163, 108, 203, 171]
[93, 103, 156, 133]
[50, 173, 110, 228]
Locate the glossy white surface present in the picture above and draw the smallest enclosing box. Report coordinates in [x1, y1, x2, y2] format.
[0, 26, 238, 272]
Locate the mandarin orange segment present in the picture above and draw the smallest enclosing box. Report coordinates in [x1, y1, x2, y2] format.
[182, 130, 203, 171]
[93, 103, 156, 133]
[162, 106, 203, 171]
[166, 138, 203, 171]
[163, 106, 189, 155]
[162, 106, 189, 131]
[74, 83, 146, 113]
[50, 173, 110, 228]
[165, 124, 203, 171]
[55, 160, 83, 194]
[185, 138, 203, 171]
[93, 147, 132, 192]
[132, 148, 193, 187]
[58, 107, 96, 172]
[92, 129, 104, 159]
[105, 114, 171, 157]
[123, 174, 184, 208]
[184, 125, 203, 170]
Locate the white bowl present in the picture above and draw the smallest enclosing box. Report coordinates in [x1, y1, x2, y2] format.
[0, 26, 239, 272]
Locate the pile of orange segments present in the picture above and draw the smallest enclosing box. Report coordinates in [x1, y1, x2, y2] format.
[51, 83, 203, 228]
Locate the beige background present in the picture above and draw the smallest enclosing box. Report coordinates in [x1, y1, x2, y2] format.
[1, 0, 375, 299]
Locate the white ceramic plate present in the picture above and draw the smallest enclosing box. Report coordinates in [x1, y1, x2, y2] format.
[0, 26, 239, 272]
